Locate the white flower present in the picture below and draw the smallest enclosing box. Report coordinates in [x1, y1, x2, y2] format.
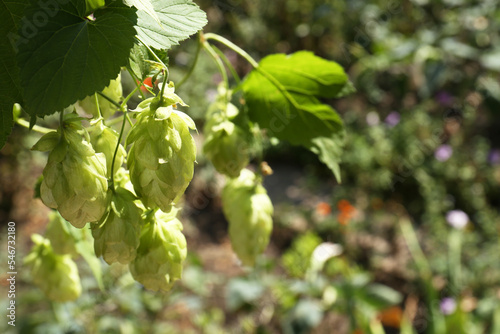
[446, 210, 469, 229]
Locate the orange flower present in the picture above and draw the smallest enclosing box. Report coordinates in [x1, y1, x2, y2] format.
[316, 201, 332, 216]
[137, 77, 154, 93]
[337, 200, 356, 225]
[378, 306, 403, 328]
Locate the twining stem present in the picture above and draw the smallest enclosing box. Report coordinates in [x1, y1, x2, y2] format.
[107, 85, 142, 191]
[203, 40, 229, 94]
[121, 86, 141, 110]
[97, 91, 122, 110]
[177, 33, 202, 88]
[109, 109, 127, 192]
[16, 119, 52, 134]
[203, 33, 259, 68]
[212, 44, 241, 85]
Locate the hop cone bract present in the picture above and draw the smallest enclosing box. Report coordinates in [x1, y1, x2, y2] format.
[32, 114, 109, 228]
[126, 85, 196, 211]
[203, 119, 249, 178]
[92, 187, 142, 265]
[222, 169, 273, 266]
[24, 234, 81, 302]
[129, 209, 187, 291]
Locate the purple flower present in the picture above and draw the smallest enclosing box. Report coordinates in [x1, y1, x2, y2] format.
[440, 297, 457, 315]
[385, 112, 400, 127]
[489, 149, 500, 165]
[446, 210, 469, 229]
[436, 91, 454, 106]
[435, 145, 453, 162]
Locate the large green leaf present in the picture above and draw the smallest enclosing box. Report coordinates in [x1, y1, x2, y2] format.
[241, 51, 352, 181]
[16, 0, 137, 118]
[134, 0, 207, 50]
[0, 0, 28, 148]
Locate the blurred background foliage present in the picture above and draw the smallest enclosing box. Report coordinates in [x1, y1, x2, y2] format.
[1, 0, 500, 333]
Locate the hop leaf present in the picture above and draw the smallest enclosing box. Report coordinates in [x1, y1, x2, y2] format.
[222, 169, 273, 266]
[92, 187, 142, 265]
[24, 235, 81, 302]
[33, 114, 110, 228]
[76, 74, 123, 119]
[89, 119, 126, 178]
[126, 86, 196, 211]
[129, 209, 187, 291]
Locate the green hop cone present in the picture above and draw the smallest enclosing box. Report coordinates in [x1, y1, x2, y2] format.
[45, 211, 79, 257]
[92, 187, 142, 265]
[32, 113, 110, 228]
[126, 83, 196, 211]
[89, 119, 126, 177]
[129, 209, 187, 291]
[222, 169, 273, 266]
[24, 234, 81, 302]
[203, 119, 250, 178]
[76, 74, 122, 119]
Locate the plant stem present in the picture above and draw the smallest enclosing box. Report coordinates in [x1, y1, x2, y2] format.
[203, 40, 229, 92]
[121, 86, 141, 110]
[177, 33, 202, 88]
[203, 33, 259, 68]
[94, 93, 103, 119]
[448, 229, 462, 291]
[159, 70, 168, 105]
[137, 36, 170, 80]
[109, 109, 127, 191]
[16, 119, 52, 134]
[400, 218, 446, 334]
[97, 91, 122, 110]
[127, 67, 147, 100]
[212, 44, 241, 85]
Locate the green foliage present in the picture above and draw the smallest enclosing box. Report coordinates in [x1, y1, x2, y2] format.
[242, 51, 351, 181]
[17, 0, 137, 118]
[134, 0, 207, 50]
[0, 0, 27, 147]
[281, 231, 322, 278]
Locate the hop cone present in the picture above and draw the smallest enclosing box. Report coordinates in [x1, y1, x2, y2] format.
[90, 119, 126, 177]
[222, 169, 273, 266]
[126, 84, 196, 211]
[45, 211, 79, 257]
[32, 114, 109, 228]
[77, 74, 122, 119]
[92, 187, 142, 265]
[24, 235, 81, 302]
[129, 209, 187, 291]
[203, 119, 249, 178]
